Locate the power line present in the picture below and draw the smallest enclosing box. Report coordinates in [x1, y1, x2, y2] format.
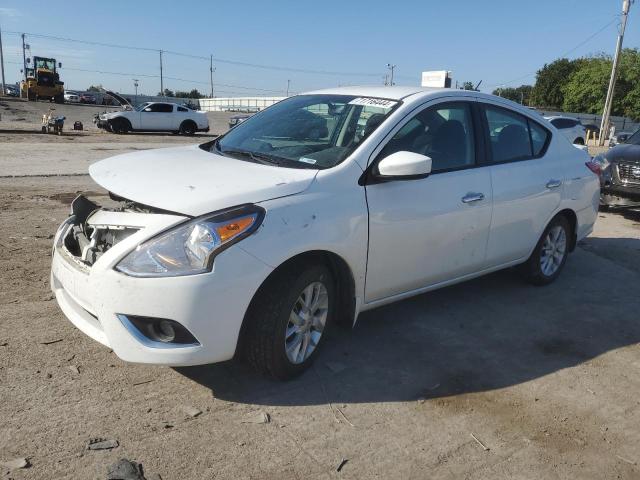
[4, 60, 290, 93]
[4, 30, 383, 78]
[487, 15, 620, 89]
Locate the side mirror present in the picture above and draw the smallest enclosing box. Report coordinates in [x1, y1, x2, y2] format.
[143, 107, 152, 112]
[375, 151, 432, 181]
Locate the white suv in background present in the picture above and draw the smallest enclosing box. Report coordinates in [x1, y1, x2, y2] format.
[544, 116, 586, 144]
[51, 87, 600, 379]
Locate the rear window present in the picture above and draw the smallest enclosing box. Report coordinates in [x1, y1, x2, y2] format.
[484, 105, 550, 163]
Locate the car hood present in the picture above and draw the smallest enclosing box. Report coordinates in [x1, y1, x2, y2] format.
[89, 145, 318, 216]
[100, 111, 121, 120]
[604, 143, 640, 163]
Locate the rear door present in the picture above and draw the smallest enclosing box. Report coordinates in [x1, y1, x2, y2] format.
[364, 99, 493, 302]
[481, 102, 563, 266]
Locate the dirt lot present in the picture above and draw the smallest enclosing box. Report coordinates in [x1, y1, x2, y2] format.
[1, 99, 640, 480]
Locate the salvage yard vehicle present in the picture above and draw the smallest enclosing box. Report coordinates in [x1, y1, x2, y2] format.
[64, 91, 80, 103]
[95, 93, 209, 134]
[20, 56, 64, 103]
[51, 86, 599, 379]
[544, 116, 586, 145]
[228, 113, 253, 129]
[79, 92, 97, 104]
[593, 128, 640, 207]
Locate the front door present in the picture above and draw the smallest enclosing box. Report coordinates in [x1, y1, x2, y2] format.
[365, 100, 493, 303]
[140, 103, 174, 130]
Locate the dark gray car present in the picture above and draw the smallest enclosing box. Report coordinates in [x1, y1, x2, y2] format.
[595, 129, 640, 207]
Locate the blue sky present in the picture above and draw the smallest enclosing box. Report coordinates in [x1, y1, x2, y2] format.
[0, 0, 638, 96]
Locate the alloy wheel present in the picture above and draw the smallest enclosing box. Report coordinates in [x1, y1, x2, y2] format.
[285, 281, 328, 364]
[540, 225, 567, 277]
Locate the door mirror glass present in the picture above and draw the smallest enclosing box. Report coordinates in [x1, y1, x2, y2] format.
[376, 151, 432, 179]
[143, 107, 152, 112]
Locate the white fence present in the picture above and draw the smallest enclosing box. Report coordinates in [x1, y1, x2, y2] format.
[200, 96, 286, 112]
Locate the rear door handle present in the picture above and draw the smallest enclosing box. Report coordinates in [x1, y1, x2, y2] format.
[461, 192, 485, 204]
[546, 179, 562, 189]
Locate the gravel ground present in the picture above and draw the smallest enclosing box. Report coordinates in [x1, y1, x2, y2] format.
[1, 100, 640, 479]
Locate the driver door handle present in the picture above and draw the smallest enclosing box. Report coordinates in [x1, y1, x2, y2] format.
[461, 192, 485, 204]
[546, 179, 562, 189]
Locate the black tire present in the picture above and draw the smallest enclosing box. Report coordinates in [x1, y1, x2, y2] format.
[242, 263, 335, 380]
[109, 118, 130, 134]
[180, 120, 197, 135]
[54, 94, 64, 104]
[27, 89, 36, 101]
[574, 137, 585, 145]
[520, 215, 571, 286]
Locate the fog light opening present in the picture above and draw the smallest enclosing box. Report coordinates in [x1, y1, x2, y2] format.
[156, 320, 176, 343]
[118, 315, 200, 347]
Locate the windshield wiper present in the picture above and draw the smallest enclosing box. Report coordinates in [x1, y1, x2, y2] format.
[218, 147, 284, 166]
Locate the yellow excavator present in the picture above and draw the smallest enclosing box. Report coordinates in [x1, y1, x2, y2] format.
[20, 56, 64, 103]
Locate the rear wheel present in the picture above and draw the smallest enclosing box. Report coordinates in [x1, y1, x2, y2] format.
[180, 120, 197, 135]
[573, 137, 585, 145]
[520, 215, 570, 285]
[54, 94, 64, 104]
[243, 263, 334, 380]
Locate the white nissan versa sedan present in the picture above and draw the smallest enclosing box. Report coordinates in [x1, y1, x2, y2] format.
[51, 86, 600, 379]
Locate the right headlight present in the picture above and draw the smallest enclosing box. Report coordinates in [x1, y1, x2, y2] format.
[115, 204, 264, 278]
[592, 154, 610, 170]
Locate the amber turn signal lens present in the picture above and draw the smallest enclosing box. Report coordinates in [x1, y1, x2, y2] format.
[216, 216, 255, 242]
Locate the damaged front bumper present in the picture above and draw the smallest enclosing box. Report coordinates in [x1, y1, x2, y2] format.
[50, 195, 272, 366]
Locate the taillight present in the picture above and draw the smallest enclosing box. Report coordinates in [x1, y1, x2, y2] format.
[585, 161, 602, 177]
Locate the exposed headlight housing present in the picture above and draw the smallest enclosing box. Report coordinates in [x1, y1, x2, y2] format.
[592, 154, 610, 170]
[115, 204, 265, 277]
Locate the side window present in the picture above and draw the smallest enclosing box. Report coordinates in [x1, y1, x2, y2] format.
[529, 121, 550, 156]
[148, 103, 173, 113]
[379, 102, 475, 172]
[485, 106, 533, 163]
[177, 106, 188, 112]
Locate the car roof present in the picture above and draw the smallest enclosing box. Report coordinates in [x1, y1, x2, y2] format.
[300, 85, 538, 111]
[544, 115, 579, 121]
[302, 85, 448, 100]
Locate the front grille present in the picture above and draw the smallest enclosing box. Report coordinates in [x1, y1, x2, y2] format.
[617, 163, 640, 184]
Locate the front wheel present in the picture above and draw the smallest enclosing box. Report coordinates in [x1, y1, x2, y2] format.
[520, 216, 570, 285]
[242, 263, 334, 380]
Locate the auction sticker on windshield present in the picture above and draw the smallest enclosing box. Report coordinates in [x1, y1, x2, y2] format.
[348, 97, 398, 109]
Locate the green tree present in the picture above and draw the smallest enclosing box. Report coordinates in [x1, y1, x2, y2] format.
[158, 88, 175, 97]
[87, 84, 103, 92]
[561, 49, 640, 120]
[492, 85, 533, 105]
[174, 89, 204, 99]
[461, 81, 478, 91]
[531, 58, 581, 109]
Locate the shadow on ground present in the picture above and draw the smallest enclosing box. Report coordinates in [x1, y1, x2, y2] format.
[178, 248, 640, 406]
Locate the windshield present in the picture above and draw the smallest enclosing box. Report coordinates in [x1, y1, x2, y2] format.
[213, 94, 399, 169]
[135, 102, 152, 111]
[626, 129, 640, 145]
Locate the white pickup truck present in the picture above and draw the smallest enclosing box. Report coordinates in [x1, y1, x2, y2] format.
[95, 92, 209, 135]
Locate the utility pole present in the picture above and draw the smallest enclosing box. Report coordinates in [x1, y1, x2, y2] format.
[0, 22, 6, 96]
[159, 49, 164, 96]
[599, 0, 633, 146]
[209, 54, 214, 98]
[133, 79, 139, 105]
[286, 79, 290, 96]
[386, 63, 396, 86]
[21, 33, 27, 98]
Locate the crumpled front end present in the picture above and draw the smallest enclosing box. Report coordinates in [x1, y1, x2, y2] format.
[50, 195, 272, 366]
